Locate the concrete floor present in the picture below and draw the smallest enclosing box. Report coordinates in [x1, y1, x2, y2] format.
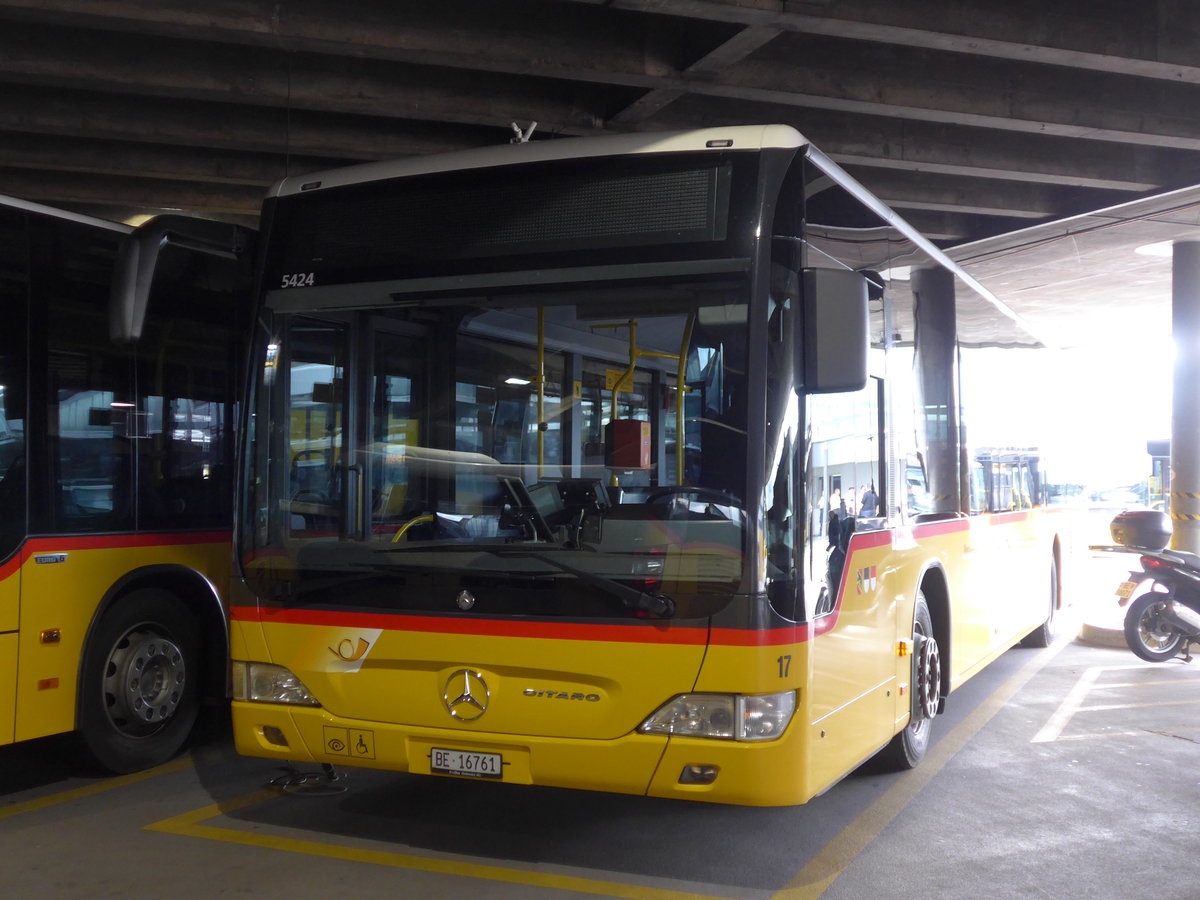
[2, 571, 1198, 900]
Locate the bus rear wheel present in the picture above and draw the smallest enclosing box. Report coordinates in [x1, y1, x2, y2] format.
[875, 591, 940, 770]
[77, 589, 199, 774]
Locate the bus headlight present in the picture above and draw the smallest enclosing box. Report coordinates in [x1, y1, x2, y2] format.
[232, 661, 322, 707]
[638, 691, 795, 741]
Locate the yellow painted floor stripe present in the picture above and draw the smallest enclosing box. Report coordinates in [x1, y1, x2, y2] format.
[146, 788, 739, 900]
[0, 755, 193, 820]
[772, 638, 1071, 900]
[136, 637, 1069, 900]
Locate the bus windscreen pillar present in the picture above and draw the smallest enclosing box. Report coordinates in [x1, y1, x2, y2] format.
[913, 266, 962, 515]
[1171, 240, 1200, 552]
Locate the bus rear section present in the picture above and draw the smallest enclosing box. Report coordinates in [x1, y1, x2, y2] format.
[229, 125, 1061, 806]
[0, 198, 252, 772]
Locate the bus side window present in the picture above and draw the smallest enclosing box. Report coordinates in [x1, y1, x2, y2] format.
[0, 204, 27, 557]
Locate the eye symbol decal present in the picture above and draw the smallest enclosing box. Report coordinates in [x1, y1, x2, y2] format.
[330, 637, 371, 662]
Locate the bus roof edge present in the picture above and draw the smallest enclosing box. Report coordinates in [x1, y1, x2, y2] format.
[269, 125, 809, 199]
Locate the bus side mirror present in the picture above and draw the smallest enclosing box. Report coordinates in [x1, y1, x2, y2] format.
[800, 268, 869, 394]
[110, 215, 253, 343]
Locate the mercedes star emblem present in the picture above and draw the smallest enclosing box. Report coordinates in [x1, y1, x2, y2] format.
[456, 589, 476, 611]
[443, 669, 490, 721]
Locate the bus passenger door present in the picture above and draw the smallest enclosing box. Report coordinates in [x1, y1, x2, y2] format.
[804, 380, 893, 788]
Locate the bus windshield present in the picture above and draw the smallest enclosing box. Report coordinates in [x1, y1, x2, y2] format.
[244, 265, 752, 622]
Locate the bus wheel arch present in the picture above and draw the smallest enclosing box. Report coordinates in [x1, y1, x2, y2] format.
[75, 566, 224, 773]
[917, 564, 951, 701]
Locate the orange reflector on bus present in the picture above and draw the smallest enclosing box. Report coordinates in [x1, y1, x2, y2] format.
[38, 678, 59, 690]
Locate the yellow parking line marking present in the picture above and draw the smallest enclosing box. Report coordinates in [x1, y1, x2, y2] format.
[772, 639, 1070, 900]
[146, 790, 739, 900]
[0, 756, 193, 820]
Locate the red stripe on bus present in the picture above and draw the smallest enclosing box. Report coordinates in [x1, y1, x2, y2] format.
[21, 531, 230, 554]
[232, 605, 829, 647]
[708, 625, 812, 645]
[230, 528, 910, 648]
[910, 518, 969, 538]
[979, 510, 1031, 525]
[231, 605, 710, 645]
[846, 529, 892, 549]
[232, 604, 826, 647]
[0, 531, 231, 582]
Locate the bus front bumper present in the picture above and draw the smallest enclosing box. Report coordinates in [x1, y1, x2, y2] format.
[232, 701, 812, 806]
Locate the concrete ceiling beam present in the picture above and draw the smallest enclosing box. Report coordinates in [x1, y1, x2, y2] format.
[0, 167, 265, 215]
[0, 85, 490, 161]
[564, 0, 1200, 85]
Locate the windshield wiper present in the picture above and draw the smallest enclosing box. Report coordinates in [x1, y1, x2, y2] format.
[512, 551, 676, 619]
[372, 542, 675, 618]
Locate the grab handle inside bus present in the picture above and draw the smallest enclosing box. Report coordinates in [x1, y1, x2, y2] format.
[800, 267, 869, 394]
[110, 214, 253, 342]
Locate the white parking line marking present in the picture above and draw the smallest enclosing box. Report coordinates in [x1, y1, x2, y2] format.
[1031, 666, 1101, 743]
[1032, 664, 1197, 743]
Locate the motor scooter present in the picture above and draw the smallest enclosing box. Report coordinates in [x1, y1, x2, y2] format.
[1105, 510, 1200, 663]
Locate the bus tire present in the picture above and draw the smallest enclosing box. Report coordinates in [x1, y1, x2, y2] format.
[874, 591, 939, 770]
[76, 589, 199, 774]
[1020, 554, 1059, 648]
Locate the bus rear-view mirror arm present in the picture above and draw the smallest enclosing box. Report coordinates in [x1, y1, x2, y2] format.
[110, 214, 253, 343]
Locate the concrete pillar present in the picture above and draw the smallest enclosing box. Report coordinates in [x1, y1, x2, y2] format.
[1171, 240, 1200, 551]
[912, 266, 961, 514]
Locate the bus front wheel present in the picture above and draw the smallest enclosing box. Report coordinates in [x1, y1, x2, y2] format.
[1020, 554, 1059, 648]
[77, 589, 200, 774]
[874, 591, 940, 770]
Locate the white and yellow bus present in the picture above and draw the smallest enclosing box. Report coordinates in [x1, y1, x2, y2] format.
[229, 126, 1063, 805]
[0, 196, 251, 773]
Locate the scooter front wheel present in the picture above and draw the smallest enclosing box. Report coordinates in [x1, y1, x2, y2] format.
[1123, 593, 1186, 662]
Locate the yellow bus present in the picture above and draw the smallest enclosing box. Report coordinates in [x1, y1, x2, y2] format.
[229, 126, 1062, 805]
[0, 196, 251, 773]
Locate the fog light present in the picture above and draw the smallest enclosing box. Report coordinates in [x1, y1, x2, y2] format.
[679, 764, 719, 785]
[262, 725, 289, 748]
